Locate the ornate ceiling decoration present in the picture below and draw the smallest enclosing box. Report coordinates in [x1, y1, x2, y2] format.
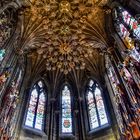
[17, 0, 109, 75]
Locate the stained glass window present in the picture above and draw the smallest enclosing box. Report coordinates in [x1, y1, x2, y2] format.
[86, 80, 108, 130]
[114, 7, 140, 63]
[115, 7, 140, 40]
[0, 49, 5, 62]
[25, 81, 46, 131]
[119, 23, 129, 38]
[61, 85, 72, 133]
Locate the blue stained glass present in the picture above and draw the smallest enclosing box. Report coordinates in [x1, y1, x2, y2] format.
[62, 85, 72, 133]
[0, 49, 5, 61]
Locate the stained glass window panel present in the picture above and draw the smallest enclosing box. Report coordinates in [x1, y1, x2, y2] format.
[108, 66, 120, 95]
[95, 88, 108, 125]
[122, 11, 131, 25]
[62, 86, 72, 133]
[25, 89, 38, 127]
[117, 8, 140, 39]
[0, 49, 5, 62]
[25, 81, 46, 131]
[119, 24, 128, 38]
[35, 92, 45, 130]
[87, 80, 109, 131]
[87, 91, 99, 129]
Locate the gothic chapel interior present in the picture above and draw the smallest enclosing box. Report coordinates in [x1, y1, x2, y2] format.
[0, 0, 140, 140]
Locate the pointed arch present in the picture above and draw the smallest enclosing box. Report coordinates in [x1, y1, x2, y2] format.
[25, 80, 47, 131]
[86, 79, 108, 130]
[61, 85, 73, 133]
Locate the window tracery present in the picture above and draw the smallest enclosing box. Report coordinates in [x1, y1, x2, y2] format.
[86, 80, 108, 130]
[25, 81, 46, 131]
[61, 85, 72, 133]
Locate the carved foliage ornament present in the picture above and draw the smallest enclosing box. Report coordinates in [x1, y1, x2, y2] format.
[21, 0, 108, 74]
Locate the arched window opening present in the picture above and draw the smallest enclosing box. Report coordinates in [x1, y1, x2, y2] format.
[25, 81, 46, 131]
[115, 7, 140, 39]
[113, 6, 140, 63]
[61, 85, 72, 134]
[86, 80, 108, 131]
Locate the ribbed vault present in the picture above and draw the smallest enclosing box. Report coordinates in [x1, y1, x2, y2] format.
[10, 0, 111, 88]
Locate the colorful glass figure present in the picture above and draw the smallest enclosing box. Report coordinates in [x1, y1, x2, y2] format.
[0, 49, 5, 61]
[117, 7, 140, 39]
[25, 81, 46, 131]
[114, 7, 140, 63]
[62, 85, 72, 133]
[122, 10, 140, 39]
[86, 80, 108, 130]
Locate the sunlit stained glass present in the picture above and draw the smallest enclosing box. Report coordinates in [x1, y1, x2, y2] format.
[122, 11, 131, 25]
[87, 80, 108, 130]
[122, 10, 140, 39]
[35, 92, 45, 130]
[25, 89, 38, 127]
[62, 85, 72, 133]
[87, 91, 99, 129]
[95, 88, 108, 125]
[119, 23, 129, 38]
[116, 7, 140, 39]
[25, 81, 46, 131]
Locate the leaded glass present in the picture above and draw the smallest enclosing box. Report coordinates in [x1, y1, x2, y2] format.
[87, 80, 108, 130]
[87, 91, 99, 129]
[25, 89, 38, 127]
[122, 10, 140, 39]
[25, 81, 46, 131]
[35, 92, 45, 130]
[95, 88, 108, 125]
[119, 23, 128, 38]
[62, 85, 72, 133]
[122, 11, 131, 25]
[0, 49, 5, 62]
[116, 8, 140, 40]
[108, 66, 120, 95]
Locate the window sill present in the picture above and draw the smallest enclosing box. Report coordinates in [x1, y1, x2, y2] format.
[88, 123, 110, 136]
[60, 134, 75, 139]
[22, 126, 47, 137]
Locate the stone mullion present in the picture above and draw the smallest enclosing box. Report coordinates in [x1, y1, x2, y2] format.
[49, 97, 56, 140]
[77, 86, 86, 140]
[53, 110, 59, 140]
[74, 110, 79, 140]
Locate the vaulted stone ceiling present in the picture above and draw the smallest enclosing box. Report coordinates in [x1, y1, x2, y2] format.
[3, 0, 112, 86]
